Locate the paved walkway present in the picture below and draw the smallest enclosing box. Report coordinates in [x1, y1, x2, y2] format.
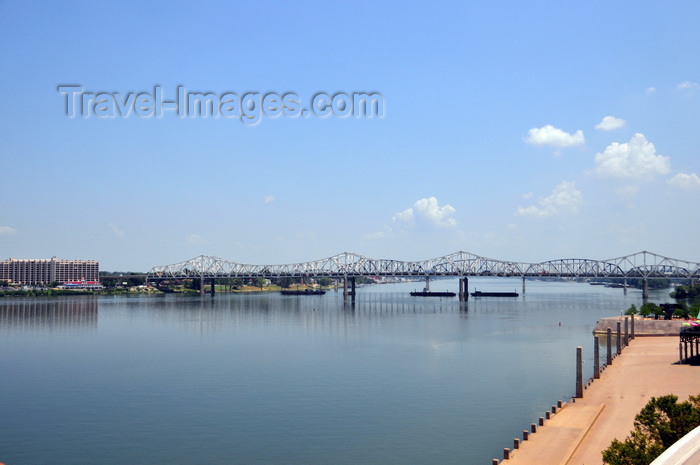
[499, 337, 699, 465]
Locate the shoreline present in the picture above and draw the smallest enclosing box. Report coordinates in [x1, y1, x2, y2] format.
[497, 335, 697, 465]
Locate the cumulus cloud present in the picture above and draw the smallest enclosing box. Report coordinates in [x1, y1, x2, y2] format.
[595, 116, 626, 131]
[109, 223, 125, 238]
[668, 172, 700, 190]
[264, 195, 275, 204]
[516, 181, 583, 218]
[0, 226, 18, 235]
[677, 81, 699, 90]
[525, 125, 585, 147]
[393, 197, 456, 229]
[594, 133, 670, 180]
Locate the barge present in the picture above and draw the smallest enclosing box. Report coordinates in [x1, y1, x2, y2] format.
[280, 289, 326, 295]
[470, 290, 519, 297]
[410, 291, 456, 297]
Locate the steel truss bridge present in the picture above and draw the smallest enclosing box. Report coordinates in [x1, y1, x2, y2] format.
[147, 250, 700, 281]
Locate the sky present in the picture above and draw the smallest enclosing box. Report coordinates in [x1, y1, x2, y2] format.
[1, 1, 699, 272]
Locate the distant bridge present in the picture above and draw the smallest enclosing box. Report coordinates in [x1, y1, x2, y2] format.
[147, 251, 700, 298]
[147, 250, 700, 279]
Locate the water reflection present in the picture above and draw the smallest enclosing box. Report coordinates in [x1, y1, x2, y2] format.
[0, 298, 98, 332]
[0, 283, 670, 465]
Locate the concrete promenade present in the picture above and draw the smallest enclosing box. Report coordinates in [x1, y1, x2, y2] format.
[498, 336, 699, 465]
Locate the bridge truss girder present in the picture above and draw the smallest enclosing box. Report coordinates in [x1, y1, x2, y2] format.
[146, 251, 700, 281]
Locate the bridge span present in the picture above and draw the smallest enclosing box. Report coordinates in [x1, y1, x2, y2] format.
[147, 250, 700, 299]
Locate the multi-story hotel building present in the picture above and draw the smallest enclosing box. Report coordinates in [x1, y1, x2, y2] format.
[0, 258, 100, 286]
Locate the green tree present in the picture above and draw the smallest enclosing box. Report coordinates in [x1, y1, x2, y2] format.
[602, 431, 664, 465]
[670, 283, 700, 299]
[639, 303, 653, 318]
[652, 305, 666, 319]
[690, 303, 700, 318]
[124, 276, 145, 287]
[602, 394, 700, 465]
[639, 303, 664, 319]
[277, 277, 300, 288]
[625, 304, 638, 315]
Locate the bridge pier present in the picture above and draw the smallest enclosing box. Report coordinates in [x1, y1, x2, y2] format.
[343, 276, 356, 301]
[522, 276, 526, 294]
[210, 279, 215, 295]
[623, 278, 627, 295]
[642, 278, 649, 300]
[459, 277, 468, 300]
[199, 275, 204, 296]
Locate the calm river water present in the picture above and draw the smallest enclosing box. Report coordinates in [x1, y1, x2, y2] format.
[0, 279, 674, 465]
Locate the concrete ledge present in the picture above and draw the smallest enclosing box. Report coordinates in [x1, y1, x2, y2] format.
[593, 317, 683, 336]
[500, 404, 605, 465]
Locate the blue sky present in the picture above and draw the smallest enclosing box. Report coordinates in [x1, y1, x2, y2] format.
[1, 1, 699, 271]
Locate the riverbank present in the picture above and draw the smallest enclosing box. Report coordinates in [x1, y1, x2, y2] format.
[497, 336, 698, 465]
[0, 284, 337, 297]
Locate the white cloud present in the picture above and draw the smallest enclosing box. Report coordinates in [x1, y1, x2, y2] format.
[594, 133, 670, 180]
[109, 223, 125, 238]
[595, 116, 626, 131]
[677, 81, 699, 90]
[525, 125, 585, 147]
[516, 181, 583, 218]
[264, 195, 275, 204]
[392, 197, 456, 229]
[392, 207, 414, 225]
[645, 87, 656, 94]
[668, 173, 700, 190]
[186, 234, 208, 245]
[0, 226, 18, 235]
